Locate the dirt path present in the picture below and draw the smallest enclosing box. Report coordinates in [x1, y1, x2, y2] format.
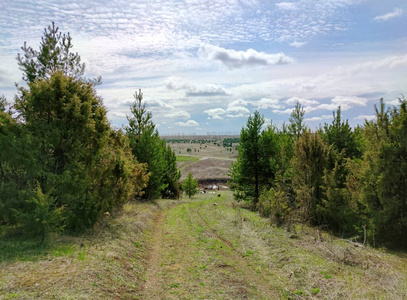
[140, 193, 280, 299]
[143, 211, 165, 299]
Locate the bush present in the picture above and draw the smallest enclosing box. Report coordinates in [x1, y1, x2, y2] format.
[15, 183, 65, 243]
[259, 188, 291, 226]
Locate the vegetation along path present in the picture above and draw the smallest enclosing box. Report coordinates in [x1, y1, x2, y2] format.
[1, 192, 406, 299]
[141, 191, 407, 299]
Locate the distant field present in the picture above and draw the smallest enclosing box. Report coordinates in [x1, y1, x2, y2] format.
[168, 140, 238, 160]
[179, 157, 232, 182]
[171, 138, 238, 184]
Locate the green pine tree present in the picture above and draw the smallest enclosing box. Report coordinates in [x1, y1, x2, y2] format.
[291, 130, 327, 225]
[126, 89, 167, 200]
[183, 172, 198, 198]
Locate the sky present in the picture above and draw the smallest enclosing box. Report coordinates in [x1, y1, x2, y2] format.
[0, 0, 406, 135]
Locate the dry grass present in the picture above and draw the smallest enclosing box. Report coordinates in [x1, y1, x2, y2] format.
[204, 193, 407, 299]
[1, 192, 406, 299]
[169, 141, 237, 160]
[179, 157, 232, 181]
[0, 200, 178, 299]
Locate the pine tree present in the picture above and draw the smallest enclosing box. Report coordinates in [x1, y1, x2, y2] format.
[162, 144, 181, 199]
[183, 172, 198, 198]
[13, 72, 147, 231]
[322, 106, 360, 158]
[126, 89, 167, 200]
[16, 22, 89, 83]
[360, 98, 407, 248]
[1, 24, 148, 233]
[291, 130, 327, 224]
[289, 102, 306, 140]
[230, 111, 273, 205]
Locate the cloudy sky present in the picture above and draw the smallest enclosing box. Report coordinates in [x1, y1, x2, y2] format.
[0, 0, 406, 135]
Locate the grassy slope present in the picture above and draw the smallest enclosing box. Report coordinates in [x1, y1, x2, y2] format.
[0, 200, 178, 299]
[1, 192, 407, 299]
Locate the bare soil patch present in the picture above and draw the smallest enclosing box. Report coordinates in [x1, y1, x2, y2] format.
[180, 157, 232, 181]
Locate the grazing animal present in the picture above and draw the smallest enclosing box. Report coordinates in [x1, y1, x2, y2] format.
[213, 203, 218, 206]
[217, 194, 221, 197]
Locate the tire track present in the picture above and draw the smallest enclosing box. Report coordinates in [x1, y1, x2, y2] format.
[191, 204, 280, 299]
[142, 211, 165, 299]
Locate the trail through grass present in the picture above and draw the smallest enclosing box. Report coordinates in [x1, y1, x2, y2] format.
[141, 192, 407, 299]
[1, 192, 407, 299]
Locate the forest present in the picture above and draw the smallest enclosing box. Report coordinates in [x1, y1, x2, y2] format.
[0, 24, 181, 241]
[1, 23, 406, 251]
[230, 101, 407, 249]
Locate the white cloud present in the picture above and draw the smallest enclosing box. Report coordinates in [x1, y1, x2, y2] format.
[272, 108, 294, 114]
[290, 41, 307, 48]
[225, 113, 248, 118]
[304, 114, 333, 122]
[204, 99, 251, 119]
[111, 112, 127, 118]
[318, 95, 367, 111]
[253, 98, 282, 110]
[204, 108, 226, 119]
[165, 76, 230, 97]
[165, 110, 190, 119]
[226, 99, 250, 117]
[275, 2, 297, 10]
[229, 99, 248, 107]
[198, 44, 295, 69]
[285, 97, 319, 106]
[175, 120, 199, 127]
[374, 8, 403, 22]
[354, 115, 376, 121]
[227, 106, 250, 114]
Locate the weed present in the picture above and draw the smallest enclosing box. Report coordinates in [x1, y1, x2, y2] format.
[293, 289, 304, 295]
[320, 271, 332, 279]
[311, 288, 321, 294]
[77, 247, 86, 261]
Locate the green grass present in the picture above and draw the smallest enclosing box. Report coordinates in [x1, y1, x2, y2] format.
[2, 192, 407, 299]
[176, 155, 200, 162]
[0, 234, 76, 262]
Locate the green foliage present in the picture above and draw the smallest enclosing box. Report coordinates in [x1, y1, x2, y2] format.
[1, 24, 149, 236]
[183, 172, 198, 198]
[126, 89, 173, 200]
[289, 102, 306, 140]
[259, 188, 290, 226]
[14, 183, 65, 243]
[223, 137, 239, 147]
[16, 22, 89, 83]
[162, 145, 181, 199]
[291, 130, 327, 225]
[359, 98, 407, 248]
[7, 72, 148, 233]
[0, 95, 8, 112]
[230, 111, 267, 204]
[322, 106, 360, 158]
[319, 147, 358, 235]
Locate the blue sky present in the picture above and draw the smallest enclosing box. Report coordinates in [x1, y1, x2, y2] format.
[0, 0, 406, 135]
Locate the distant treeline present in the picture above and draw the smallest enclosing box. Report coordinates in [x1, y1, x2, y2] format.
[166, 139, 218, 144]
[230, 101, 407, 249]
[223, 138, 240, 147]
[0, 23, 180, 241]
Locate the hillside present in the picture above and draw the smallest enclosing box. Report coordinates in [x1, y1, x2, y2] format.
[169, 138, 238, 184]
[1, 192, 406, 299]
